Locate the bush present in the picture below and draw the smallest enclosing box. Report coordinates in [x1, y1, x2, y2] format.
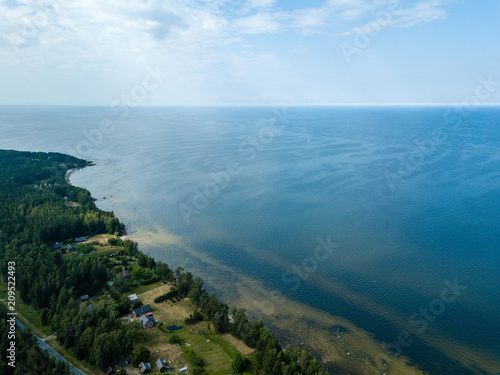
[77, 244, 95, 254]
[185, 310, 203, 325]
[187, 349, 204, 367]
[169, 334, 181, 344]
[108, 238, 124, 246]
[132, 301, 143, 309]
[154, 288, 179, 303]
[232, 354, 245, 373]
[140, 276, 160, 286]
[132, 344, 150, 367]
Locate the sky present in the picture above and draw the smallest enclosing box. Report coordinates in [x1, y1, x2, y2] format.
[0, 0, 499, 105]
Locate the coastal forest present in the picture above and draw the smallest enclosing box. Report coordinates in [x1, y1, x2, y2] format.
[0, 149, 327, 375]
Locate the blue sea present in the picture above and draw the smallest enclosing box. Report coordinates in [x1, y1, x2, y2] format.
[1, 106, 499, 374]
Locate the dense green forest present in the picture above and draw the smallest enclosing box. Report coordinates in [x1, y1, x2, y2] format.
[0, 150, 137, 374]
[0, 303, 69, 375]
[0, 149, 326, 375]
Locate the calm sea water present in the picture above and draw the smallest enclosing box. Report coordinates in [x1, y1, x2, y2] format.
[1, 106, 499, 374]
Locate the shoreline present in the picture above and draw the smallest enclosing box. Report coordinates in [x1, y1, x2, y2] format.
[68, 158, 499, 375]
[70, 161, 421, 375]
[65, 168, 76, 185]
[60, 158, 334, 374]
[65, 160, 95, 185]
[66, 162, 133, 238]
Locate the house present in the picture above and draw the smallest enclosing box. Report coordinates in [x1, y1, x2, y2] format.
[66, 244, 76, 252]
[86, 303, 94, 311]
[128, 294, 138, 303]
[179, 367, 188, 372]
[139, 362, 151, 374]
[106, 367, 115, 375]
[155, 359, 170, 372]
[121, 270, 131, 279]
[106, 281, 114, 287]
[139, 314, 155, 329]
[76, 237, 87, 242]
[132, 304, 151, 317]
[115, 251, 120, 256]
[80, 294, 90, 302]
[53, 242, 62, 250]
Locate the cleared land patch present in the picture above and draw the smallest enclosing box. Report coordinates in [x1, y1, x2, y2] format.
[134, 284, 252, 374]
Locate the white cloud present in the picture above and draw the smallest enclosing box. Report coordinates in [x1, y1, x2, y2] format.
[0, 0, 458, 104]
[336, 0, 453, 36]
[247, 0, 276, 8]
[390, 0, 450, 28]
[0, 0, 454, 62]
[233, 12, 281, 34]
[288, 7, 330, 34]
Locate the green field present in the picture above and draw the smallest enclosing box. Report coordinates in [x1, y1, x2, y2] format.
[129, 281, 165, 295]
[177, 328, 233, 374]
[0, 279, 51, 336]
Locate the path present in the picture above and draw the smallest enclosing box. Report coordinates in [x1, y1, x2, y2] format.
[137, 283, 169, 296]
[16, 318, 86, 375]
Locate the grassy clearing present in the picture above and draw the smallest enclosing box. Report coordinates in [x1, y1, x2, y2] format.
[63, 246, 122, 260]
[221, 334, 254, 357]
[129, 281, 165, 295]
[177, 327, 233, 374]
[12, 299, 52, 336]
[63, 234, 125, 259]
[0, 279, 51, 337]
[83, 234, 116, 244]
[126, 284, 191, 371]
[136, 284, 186, 322]
[197, 330, 241, 360]
[136, 285, 255, 374]
[64, 201, 82, 208]
[142, 327, 188, 373]
[0, 299, 46, 337]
